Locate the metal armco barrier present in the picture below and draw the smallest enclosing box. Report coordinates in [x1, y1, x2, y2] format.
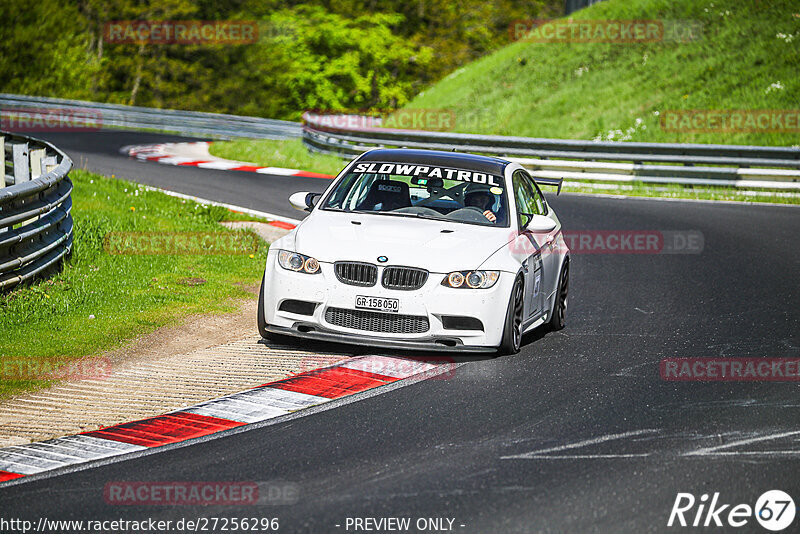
[2, 95, 797, 191]
[302, 113, 800, 190]
[1, 131, 73, 290]
[0, 94, 301, 140]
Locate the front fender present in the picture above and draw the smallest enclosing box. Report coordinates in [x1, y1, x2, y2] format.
[477, 232, 530, 273]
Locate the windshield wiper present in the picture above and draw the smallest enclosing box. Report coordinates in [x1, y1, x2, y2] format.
[342, 209, 446, 222]
[403, 212, 450, 222]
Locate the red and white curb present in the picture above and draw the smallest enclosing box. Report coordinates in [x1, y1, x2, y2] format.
[0, 355, 454, 485]
[124, 142, 334, 179]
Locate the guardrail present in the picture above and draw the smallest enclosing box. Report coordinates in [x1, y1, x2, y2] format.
[1, 131, 73, 290]
[302, 113, 800, 190]
[0, 94, 301, 140]
[3, 95, 797, 190]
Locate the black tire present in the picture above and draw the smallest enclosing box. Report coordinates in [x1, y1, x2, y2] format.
[498, 275, 525, 355]
[258, 279, 289, 343]
[257, 280, 271, 339]
[547, 260, 569, 331]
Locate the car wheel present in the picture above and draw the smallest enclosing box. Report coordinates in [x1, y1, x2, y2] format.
[547, 260, 569, 331]
[498, 275, 524, 355]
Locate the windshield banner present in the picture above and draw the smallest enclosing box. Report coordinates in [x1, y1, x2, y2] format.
[351, 162, 503, 187]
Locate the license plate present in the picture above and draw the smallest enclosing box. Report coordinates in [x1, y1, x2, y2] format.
[355, 295, 400, 313]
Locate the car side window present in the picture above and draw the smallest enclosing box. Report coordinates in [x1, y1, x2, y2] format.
[512, 170, 538, 227]
[529, 178, 548, 216]
[517, 170, 548, 216]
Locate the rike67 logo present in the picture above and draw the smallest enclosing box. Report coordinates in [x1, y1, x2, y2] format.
[668, 490, 796, 531]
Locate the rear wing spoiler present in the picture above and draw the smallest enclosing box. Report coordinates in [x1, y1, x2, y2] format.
[534, 177, 563, 195]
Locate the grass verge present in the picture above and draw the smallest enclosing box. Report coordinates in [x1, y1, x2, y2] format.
[0, 170, 269, 399]
[209, 137, 346, 176]
[401, 0, 799, 146]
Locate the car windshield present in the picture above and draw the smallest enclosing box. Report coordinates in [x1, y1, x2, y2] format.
[321, 162, 509, 227]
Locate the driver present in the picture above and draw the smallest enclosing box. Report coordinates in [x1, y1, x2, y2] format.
[464, 183, 498, 223]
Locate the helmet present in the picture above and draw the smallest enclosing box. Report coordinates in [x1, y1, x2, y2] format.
[464, 183, 495, 208]
[464, 183, 495, 196]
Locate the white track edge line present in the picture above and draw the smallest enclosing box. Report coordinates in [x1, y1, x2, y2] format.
[146, 187, 302, 226]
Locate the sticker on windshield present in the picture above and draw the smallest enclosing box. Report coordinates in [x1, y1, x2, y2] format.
[352, 162, 502, 187]
[490, 186, 503, 195]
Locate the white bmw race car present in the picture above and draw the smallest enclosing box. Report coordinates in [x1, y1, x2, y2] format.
[258, 149, 569, 354]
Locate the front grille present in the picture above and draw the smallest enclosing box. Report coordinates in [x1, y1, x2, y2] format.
[381, 266, 428, 291]
[325, 307, 430, 334]
[334, 262, 377, 287]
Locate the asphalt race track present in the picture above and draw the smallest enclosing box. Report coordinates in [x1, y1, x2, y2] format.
[2, 132, 799, 532]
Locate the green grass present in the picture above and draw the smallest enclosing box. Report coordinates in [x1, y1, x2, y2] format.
[402, 0, 799, 147]
[209, 138, 346, 176]
[0, 170, 269, 399]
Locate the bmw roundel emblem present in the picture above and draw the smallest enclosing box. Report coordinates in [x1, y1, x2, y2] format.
[377, 256, 388, 263]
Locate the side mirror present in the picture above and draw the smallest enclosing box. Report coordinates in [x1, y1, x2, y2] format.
[521, 213, 557, 233]
[289, 192, 320, 212]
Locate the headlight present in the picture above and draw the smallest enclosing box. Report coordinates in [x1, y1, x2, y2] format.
[278, 250, 321, 274]
[442, 270, 499, 289]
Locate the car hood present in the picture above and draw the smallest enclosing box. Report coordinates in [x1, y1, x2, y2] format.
[290, 210, 512, 272]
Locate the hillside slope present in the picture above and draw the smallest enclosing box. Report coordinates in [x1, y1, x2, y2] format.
[403, 0, 799, 146]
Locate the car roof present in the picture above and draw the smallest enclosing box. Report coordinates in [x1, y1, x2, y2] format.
[357, 148, 510, 176]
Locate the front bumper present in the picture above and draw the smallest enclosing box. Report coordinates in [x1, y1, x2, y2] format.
[264, 324, 496, 353]
[262, 249, 514, 351]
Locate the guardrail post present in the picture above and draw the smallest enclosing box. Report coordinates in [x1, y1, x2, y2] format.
[12, 143, 37, 227]
[0, 135, 5, 188]
[30, 148, 45, 179]
[12, 142, 29, 183]
[27, 149, 47, 226]
[43, 156, 58, 173]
